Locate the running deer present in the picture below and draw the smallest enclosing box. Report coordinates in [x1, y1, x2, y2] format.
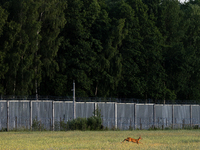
[121, 136, 142, 144]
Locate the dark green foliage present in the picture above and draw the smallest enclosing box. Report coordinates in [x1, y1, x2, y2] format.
[87, 117, 102, 130]
[87, 106, 102, 130]
[60, 106, 103, 131]
[0, 5, 8, 95]
[0, 128, 7, 132]
[1, 0, 200, 102]
[67, 118, 88, 130]
[32, 117, 45, 131]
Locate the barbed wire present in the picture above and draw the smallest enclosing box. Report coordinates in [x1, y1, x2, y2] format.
[0, 95, 200, 104]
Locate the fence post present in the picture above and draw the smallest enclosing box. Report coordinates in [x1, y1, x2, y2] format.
[52, 101, 54, 131]
[30, 101, 32, 130]
[114, 103, 117, 129]
[7, 100, 9, 131]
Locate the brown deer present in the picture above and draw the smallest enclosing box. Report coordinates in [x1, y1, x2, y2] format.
[121, 136, 142, 144]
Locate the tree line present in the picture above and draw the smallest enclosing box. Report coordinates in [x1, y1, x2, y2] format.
[0, 0, 200, 102]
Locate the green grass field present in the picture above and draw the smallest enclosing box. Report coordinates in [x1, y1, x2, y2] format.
[0, 130, 199, 149]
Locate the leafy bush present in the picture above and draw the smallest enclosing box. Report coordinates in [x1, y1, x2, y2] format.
[67, 117, 88, 130]
[0, 128, 7, 132]
[32, 117, 45, 131]
[87, 116, 102, 130]
[87, 106, 102, 130]
[61, 106, 103, 131]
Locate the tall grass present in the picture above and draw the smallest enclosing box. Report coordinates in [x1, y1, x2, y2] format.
[0, 130, 199, 149]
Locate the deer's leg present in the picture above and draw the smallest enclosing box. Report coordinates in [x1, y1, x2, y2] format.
[121, 139, 127, 143]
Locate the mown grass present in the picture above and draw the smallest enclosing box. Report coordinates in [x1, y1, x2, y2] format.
[0, 130, 199, 149]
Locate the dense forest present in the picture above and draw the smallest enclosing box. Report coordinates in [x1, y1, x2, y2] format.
[0, 0, 200, 101]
